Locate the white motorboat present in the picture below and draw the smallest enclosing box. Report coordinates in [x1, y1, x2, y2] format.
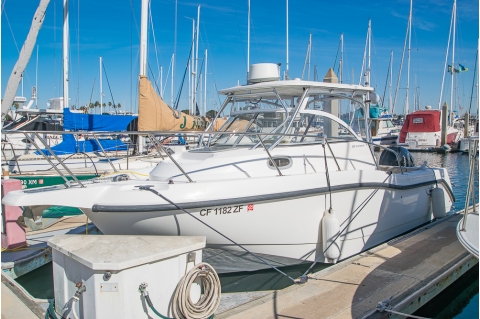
[3, 66, 455, 264]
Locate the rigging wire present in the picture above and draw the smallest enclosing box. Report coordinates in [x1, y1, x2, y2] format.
[102, 62, 117, 114]
[137, 186, 296, 283]
[149, 3, 163, 95]
[173, 42, 194, 110]
[3, 2, 33, 89]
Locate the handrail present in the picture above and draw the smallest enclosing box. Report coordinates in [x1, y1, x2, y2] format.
[461, 138, 479, 231]
[91, 133, 118, 172]
[32, 132, 85, 187]
[1, 137, 22, 174]
[21, 133, 73, 187]
[147, 133, 194, 183]
[3, 130, 409, 185]
[256, 134, 283, 177]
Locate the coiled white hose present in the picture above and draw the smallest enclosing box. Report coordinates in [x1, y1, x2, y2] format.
[172, 262, 221, 319]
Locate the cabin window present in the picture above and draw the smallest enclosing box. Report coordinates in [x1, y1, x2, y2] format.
[267, 156, 292, 169]
[413, 118, 424, 124]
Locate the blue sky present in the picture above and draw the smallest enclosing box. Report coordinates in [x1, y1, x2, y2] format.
[2, 0, 478, 115]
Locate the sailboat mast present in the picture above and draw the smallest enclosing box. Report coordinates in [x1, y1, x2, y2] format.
[140, 0, 148, 77]
[308, 33, 312, 81]
[389, 51, 393, 112]
[36, 45, 39, 108]
[186, 17, 195, 114]
[468, 45, 478, 113]
[247, 0, 250, 79]
[286, 0, 289, 80]
[449, 0, 457, 125]
[367, 20, 371, 82]
[405, 0, 412, 116]
[438, 6, 454, 110]
[193, 5, 200, 114]
[173, 0, 177, 108]
[204, 49, 207, 117]
[340, 33, 343, 84]
[100, 56, 103, 113]
[63, 0, 69, 108]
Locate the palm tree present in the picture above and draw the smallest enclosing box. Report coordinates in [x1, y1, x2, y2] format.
[108, 102, 112, 112]
[102, 103, 106, 114]
[94, 101, 100, 114]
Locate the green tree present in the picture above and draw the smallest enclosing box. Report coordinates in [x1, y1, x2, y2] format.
[206, 110, 217, 118]
[117, 103, 121, 109]
[108, 102, 112, 112]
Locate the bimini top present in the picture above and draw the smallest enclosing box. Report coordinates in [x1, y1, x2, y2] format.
[219, 79, 374, 99]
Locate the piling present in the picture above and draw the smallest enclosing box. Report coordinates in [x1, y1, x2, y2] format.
[464, 111, 470, 138]
[441, 102, 448, 146]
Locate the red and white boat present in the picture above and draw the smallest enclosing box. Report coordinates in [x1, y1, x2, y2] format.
[398, 109, 462, 150]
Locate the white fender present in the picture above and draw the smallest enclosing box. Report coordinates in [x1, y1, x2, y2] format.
[431, 187, 447, 219]
[322, 208, 340, 262]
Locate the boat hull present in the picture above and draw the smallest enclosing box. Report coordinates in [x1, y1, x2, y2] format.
[70, 169, 453, 263]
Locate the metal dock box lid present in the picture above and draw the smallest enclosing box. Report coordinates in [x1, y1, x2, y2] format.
[48, 235, 205, 318]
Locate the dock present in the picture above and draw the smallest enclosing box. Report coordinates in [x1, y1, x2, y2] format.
[215, 212, 477, 318]
[1, 211, 476, 318]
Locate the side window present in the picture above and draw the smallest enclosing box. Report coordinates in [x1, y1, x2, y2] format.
[267, 156, 292, 169]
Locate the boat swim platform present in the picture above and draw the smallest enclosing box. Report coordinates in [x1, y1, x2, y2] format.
[1, 210, 476, 318]
[215, 211, 477, 319]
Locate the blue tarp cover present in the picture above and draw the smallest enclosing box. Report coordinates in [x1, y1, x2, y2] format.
[35, 134, 129, 155]
[63, 109, 136, 131]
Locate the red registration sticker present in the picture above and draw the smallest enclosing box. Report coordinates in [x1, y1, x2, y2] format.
[247, 204, 254, 211]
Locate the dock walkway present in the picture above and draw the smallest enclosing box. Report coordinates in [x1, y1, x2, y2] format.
[1, 212, 476, 319]
[216, 213, 477, 318]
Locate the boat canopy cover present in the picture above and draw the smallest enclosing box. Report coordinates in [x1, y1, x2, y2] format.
[399, 110, 441, 142]
[138, 76, 209, 131]
[63, 108, 136, 131]
[35, 134, 129, 155]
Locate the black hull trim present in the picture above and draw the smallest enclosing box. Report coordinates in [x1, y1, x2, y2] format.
[92, 179, 454, 213]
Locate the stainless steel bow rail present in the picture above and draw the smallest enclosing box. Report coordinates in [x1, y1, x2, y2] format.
[461, 137, 478, 232]
[2, 129, 446, 191]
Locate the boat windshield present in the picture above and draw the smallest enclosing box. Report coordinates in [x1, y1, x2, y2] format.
[209, 98, 358, 148]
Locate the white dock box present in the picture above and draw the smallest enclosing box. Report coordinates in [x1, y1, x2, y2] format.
[48, 235, 205, 319]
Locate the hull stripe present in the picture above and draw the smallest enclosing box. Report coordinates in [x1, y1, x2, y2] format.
[92, 178, 454, 213]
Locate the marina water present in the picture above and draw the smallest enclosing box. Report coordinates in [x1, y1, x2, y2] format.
[14, 151, 479, 318]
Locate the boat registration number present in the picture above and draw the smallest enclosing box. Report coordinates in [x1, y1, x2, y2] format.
[200, 205, 245, 216]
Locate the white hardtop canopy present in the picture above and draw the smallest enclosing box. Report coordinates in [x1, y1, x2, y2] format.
[219, 79, 374, 99]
